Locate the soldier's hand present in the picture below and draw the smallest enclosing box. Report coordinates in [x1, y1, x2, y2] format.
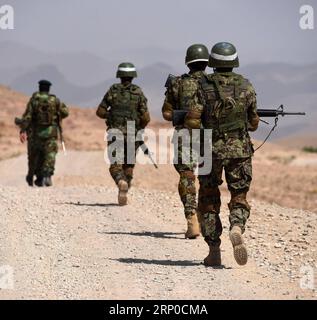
[19, 131, 27, 143]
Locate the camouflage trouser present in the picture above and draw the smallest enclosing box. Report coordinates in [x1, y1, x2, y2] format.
[27, 137, 37, 178]
[174, 138, 197, 217]
[198, 157, 252, 246]
[107, 136, 142, 188]
[30, 138, 58, 177]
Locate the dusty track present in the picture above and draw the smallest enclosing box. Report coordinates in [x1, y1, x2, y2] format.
[0, 151, 316, 299]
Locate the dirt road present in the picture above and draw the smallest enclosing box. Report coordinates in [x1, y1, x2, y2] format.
[0, 151, 316, 299]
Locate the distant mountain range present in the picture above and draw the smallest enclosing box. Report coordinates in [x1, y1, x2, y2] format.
[1, 41, 316, 139]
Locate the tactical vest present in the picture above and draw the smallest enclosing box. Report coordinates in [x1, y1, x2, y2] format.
[200, 73, 249, 135]
[108, 84, 141, 128]
[32, 92, 59, 126]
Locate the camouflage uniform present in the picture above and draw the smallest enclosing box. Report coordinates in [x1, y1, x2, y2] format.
[162, 44, 209, 239]
[185, 71, 259, 247]
[19, 91, 69, 179]
[162, 71, 206, 218]
[96, 82, 150, 187]
[24, 126, 36, 179]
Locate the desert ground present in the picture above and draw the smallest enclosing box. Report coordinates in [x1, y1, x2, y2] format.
[0, 85, 316, 299]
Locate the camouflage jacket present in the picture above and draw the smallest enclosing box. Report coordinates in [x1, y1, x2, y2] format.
[162, 70, 206, 130]
[185, 72, 259, 159]
[19, 92, 69, 140]
[96, 83, 150, 133]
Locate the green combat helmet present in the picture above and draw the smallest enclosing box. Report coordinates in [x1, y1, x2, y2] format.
[208, 42, 239, 68]
[116, 62, 137, 78]
[185, 44, 209, 65]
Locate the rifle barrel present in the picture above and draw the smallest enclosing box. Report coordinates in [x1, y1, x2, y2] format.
[257, 109, 306, 117]
[280, 112, 306, 116]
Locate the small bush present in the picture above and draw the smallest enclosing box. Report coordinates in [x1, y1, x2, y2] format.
[302, 146, 317, 153]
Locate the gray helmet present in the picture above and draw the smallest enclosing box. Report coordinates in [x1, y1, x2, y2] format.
[208, 42, 239, 68]
[185, 44, 209, 66]
[116, 62, 137, 78]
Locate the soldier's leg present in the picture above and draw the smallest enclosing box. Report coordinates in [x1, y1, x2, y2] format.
[122, 139, 139, 189]
[41, 138, 58, 187]
[174, 139, 199, 239]
[198, 159, 223, 247]
[110, 163, 128, 206]
[26, 140, 35, 186]
[114, 141, 135, 205]
[33, 140, 45, 187]
[225, 157, 252, 265]
[109, 164, 125, 184]
[175, 165, 197, 215]
[123, 164, 134, 189]
[107, 139, 127, 185]
[107, 138, 128, 205]
[173, 137, 197, 214]
[175, 162, 200, 237]
[225, 158, 252, 232]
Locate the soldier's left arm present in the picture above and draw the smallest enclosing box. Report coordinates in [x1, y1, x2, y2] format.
[96, 88, 112, 119]
[59, 101, 69, 119]
[161, 80, 177, 122]
[19, 98, 34, 132]
[246, 83, 259, 132]
[138, 89, 151, 129]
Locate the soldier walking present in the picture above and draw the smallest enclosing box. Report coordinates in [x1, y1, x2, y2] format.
[162, 44, 209, 239]
[96, 63, 151, 206]
[16, 80, 69, 187]
[185, 42, 259, 265]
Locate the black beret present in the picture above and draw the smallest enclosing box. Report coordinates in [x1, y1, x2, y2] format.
[38, 79, 52, 86]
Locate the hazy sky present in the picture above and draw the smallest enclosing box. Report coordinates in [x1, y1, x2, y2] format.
[1, 0, 317, 65]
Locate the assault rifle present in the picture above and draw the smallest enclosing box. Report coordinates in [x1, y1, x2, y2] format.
[57, 109, 67, 156]
[14, 117, 23, 126]
[171, 105, 305, 150]
[172, 105, 305, 127]
[139, 142, 158, 169]
[58, 123, 67, 155]
[255, 105, 305, 150]
[257, 105, 305, 118]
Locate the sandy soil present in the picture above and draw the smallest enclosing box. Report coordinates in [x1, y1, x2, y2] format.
[0, 151, 316, 300]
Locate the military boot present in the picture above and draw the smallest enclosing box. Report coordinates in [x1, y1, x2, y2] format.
[26, 175, 33, 187]
[229, 225, 248, 265]
[204, 245, 221, 267]
[43, 176, 53, 187]
[185, 212, 200, 239]
[34, 176, 44, 187]
[118, 180, 128, 206]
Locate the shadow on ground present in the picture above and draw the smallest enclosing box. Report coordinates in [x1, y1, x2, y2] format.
[60, 202, 119, 207]
[111, 257, 202, 267]
[112, 257, 231, 269]
[100, 231, 184, 239]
